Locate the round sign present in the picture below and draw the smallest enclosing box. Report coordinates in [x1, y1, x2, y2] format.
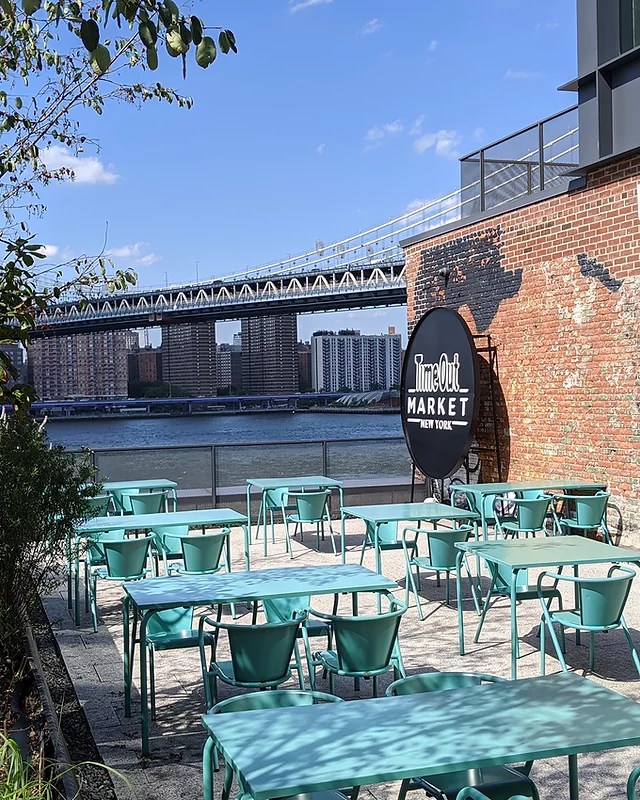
[401, 307, 479, 479]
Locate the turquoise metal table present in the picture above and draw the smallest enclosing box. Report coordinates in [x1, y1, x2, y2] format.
[75, 508, 249, 625]
[341, 502, 479, 570]
[246, 476, 344, 556]
[450, 480, 607, 539]
[455, 535, 640, 678]
[103, 479, 179, 512]
[123, 563, 395, 756]
[203, 672, 640, 800]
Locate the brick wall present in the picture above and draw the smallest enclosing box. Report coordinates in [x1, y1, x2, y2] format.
[403, 155, 640, 541]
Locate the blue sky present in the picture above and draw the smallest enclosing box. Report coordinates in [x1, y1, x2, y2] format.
[36, 0, 577, 343]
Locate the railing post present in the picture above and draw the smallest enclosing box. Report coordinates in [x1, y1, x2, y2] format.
[322, 440, 329, 477]
[538, 120, 545, 191]
[211, 445, 217, 508]
[479, 149, 486, 212]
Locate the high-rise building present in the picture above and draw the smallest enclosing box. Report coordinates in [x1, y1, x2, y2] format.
[241, 315, 298, 395]
[128, 346, 162, 387]
[311, 330, 402, 392]
[216, 342, 242, 394]
[161, 321, 217, 397]
[1, 343, 27, 386]
[29, 331, 128, 400]
[297, 341, 312, 392]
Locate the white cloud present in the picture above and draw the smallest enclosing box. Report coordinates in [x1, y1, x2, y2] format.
[107, 242, 160, 266]
[473, 126, 485, 140]
[504, 67, 542, 80]
[289, 0, 332, 12]
[38, 244, 59, 258]
[41, 145, 118, 185]
[535, 21, 560, 30]
[428, 39, 438, 52]
[364, 120, 404, 149]
[409, 115, 425, 136]
[413, 129, 461, 159]
[359, 18, 382, 35]
[316, 143, 326, 156]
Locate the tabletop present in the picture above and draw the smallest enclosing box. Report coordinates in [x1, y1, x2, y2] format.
[203, 673, 640, 800]
[124, 563, 395, 611]
[247, 476, 343, 490]
[102, 479, 178, 491]
[457, 535, 640, 569]
[342, 502, 478, 524]
[79, 507, 248, 534]
[452, 480, 607, 497]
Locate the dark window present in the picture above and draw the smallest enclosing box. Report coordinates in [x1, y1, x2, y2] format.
[620, 0, 640, 52]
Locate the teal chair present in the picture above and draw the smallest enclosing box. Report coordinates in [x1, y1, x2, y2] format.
[86, 494, 112, 517]
[110, 487, 140, 515]
[203, 690, 357, 800]
[455, 791, 531, 800]
[89, 535, 152, 632]
[496, 495, 552, 539]
[359, 520, 402, 565]
[552, 491, 611, 543]
[308, 591, 407, 697]
[83, 528, 126, 611]
[538, 565, 640, 676]
[198, 612, 306, 708]
[128, 490, 167, 515]
[627, 766, 640, 800]
[146, 606, 213, 720]
[151, 524, 190, 575]
[284, 489, 336, 556]
[255, 487, 295, 546]
[401, 524, 476, 617]
[386, 672, 539, 800]
[172, 530, 230, 575]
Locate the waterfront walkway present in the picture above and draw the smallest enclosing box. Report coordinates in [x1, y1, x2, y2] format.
[44, 521, 640, 800]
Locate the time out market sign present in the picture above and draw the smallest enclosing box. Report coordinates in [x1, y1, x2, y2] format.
[401, 308, 479, 479]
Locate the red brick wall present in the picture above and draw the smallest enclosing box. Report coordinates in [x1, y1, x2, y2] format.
[403, 155, 640, 540]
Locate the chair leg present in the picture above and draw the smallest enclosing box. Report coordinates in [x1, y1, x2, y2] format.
[398, 779, 412, 800]
[540, 616, 546, 675]
[620, 618, 640, 676]
[372, 675, 378, 698]
[90, 574, 98, 633]
[203, 738, 216, 800]
[547, 620, 569, 672]
[359, 538, 368, 565]
[406, 561, 424, 621]
[293, 641, 305, 690]
[445, 569, 451, 606]
[589, 632, 596, 672]
[84, 560, 90, 612]
[149, 646, 157, 721]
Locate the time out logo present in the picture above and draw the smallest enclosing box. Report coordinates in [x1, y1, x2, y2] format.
[401, 308, 479, 479]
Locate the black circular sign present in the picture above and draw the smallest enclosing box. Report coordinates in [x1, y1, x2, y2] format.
[401, 308, 479, 479]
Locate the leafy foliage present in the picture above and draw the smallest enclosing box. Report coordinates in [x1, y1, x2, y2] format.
[0, 413, 98, 662]
[0, 0, 236, 411]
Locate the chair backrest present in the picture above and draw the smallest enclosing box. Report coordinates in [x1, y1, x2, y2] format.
[578, 566, 635, 627]
[179, 531, 228, 574]
[332, 596, 405, 673]
[386, 671, 503, 696]
[290, 490, 331, 522]
[573, 492, 609, 527]
[151, 524, 190, 557]
[265, 487, 290, 510]
[146, 606, 194, 638]
[513, 495, 551, 530]
[263, 594, 311, 622]
[110, 487, 140, 514]
[225, 617, 302, 684]
[366, 520, 398, 545]
[129, 491, 167, 516]
[427, 526, 473, 570]
[495, 562, 529, 592]
[103, 536, 151, 579]
[88, 528, 126, 561]
[211, 689, 342, 714]
[86, 494, 112, 517]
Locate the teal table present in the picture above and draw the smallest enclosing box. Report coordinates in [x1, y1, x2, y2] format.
[341, 502, 479, 571]
[76, 508, 249, 625]
[246, 476, 344, 556]
[455, 535, 640, 678]
[450, 480, 607, 539]
[103, 479, 179, 512]
[203, 672, 640, 800]
[123, 563, 395, 756]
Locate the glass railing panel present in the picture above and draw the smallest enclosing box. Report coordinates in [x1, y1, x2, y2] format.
[325, 438, 410, 482]
[214, 441, 325, 490]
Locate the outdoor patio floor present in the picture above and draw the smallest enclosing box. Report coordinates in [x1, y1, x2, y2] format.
[43, 520, 640, 800]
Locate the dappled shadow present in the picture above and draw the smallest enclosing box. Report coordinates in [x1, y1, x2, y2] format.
[578, 253, 623, 292]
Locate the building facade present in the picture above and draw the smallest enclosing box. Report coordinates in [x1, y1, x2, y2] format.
[128, 346, 162, 386]
[161, 322, 217, 397]
[29, 331, 128, 400]
[311, 330, 402, 392]
[241, 315, 298, 395]
[216, 342, 242, 394]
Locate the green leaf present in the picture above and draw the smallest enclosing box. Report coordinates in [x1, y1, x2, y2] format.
[90, 43, 111, 74]
[163, 0, 178, 23]
[0, 0, 13, 16]
[179, 20, 192, 46]
[166, 26, 188, 55]
[80, 19, 100, 52]
[21, 0, 41, 14]
[225, 29, 238, 54]
[218, 30, 230, 54]
[190, 16, 202, 45]
[15, 97, 22, 110]
[138, 21, 154, 48]
[146, 45, 158, 70]
[196, 36, 216, 68]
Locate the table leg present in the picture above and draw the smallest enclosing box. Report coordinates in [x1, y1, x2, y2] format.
[510, 568, 521, 680]
[456, 550, 465, 655]
[123, 595, 131, 717]
[568, 754, 579, 800]
[171, 488, 178, 512]
[337, 486, 345, 560]
[375, 524, 382, 613]
[245, 484, 252, 545]
[74, 537, 81, 627]
[240, 524, 250, 571]
[340, 512, 347, 564]
[140, 612, 151, 757]
[261, 491, 268, 557]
